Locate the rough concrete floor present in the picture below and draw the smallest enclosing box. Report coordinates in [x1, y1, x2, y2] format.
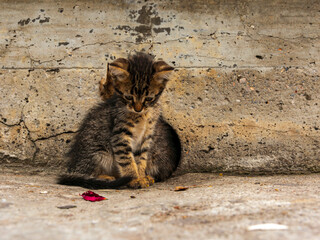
[1, 172, 320, 240]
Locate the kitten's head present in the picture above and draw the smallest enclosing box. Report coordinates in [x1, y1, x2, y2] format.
[100, 52, 174, 113]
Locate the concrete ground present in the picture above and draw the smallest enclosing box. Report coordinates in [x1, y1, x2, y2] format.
[1, 172, 320, 240]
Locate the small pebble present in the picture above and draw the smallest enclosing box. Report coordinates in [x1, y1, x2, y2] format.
[57, 205, 77, 209]
[91, 220, 99, 224]
[248, 223, 288, 231]
[239, 78, 247, 83]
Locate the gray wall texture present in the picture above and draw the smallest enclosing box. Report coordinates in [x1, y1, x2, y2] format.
[0, 0, 319, 174]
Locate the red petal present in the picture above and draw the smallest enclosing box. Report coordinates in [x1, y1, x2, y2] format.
[80, 191, 106, 202]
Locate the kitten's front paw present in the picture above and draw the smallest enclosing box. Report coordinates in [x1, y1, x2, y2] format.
[127, 178, 150, 189]
[145, 175, 155, 186]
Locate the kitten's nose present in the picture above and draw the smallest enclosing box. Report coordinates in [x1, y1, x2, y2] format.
[133, 103, 143, 112]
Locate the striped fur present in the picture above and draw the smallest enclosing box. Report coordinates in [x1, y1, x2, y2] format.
[58, 52, 181, 189]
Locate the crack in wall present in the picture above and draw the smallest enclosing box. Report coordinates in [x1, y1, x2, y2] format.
[30, 130, 78, 166]
[251, 32, 320, 42]
[25, 40, 137, 68]
[0, 103, 78, 164]
[33, 130, 78, 142]
[2, 32, 318, 70]
[0, 113, 37, 163]
[0, 120, 22, 127]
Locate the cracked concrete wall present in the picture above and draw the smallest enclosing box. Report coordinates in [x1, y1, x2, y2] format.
[1, 0, 319, 174]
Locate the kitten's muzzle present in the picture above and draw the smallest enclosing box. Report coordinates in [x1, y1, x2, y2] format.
[133, 102, 143, 112]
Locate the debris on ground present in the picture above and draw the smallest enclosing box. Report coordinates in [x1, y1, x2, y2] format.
[174, 186, 189, 191]
[57, 205, 77, 209]
[247, 223, 288, 231]
[80, 191, 107, 202]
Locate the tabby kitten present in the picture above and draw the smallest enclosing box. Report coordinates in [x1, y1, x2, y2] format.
[58, 52, 181, 189]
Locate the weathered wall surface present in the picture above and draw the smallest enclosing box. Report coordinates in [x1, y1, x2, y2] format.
[1, 0, 319, 174]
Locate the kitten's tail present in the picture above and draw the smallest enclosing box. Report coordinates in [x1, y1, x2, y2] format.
[57, 174, 132, 189]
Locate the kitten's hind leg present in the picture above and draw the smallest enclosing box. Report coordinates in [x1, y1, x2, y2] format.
[92, 151, 116, 177]
[146, 119, 181, 182]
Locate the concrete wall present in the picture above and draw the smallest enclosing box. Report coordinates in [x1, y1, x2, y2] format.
[1, 0, 319, 174]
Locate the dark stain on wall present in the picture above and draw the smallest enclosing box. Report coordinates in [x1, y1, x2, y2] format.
[136, 5, 153, 24]
[18, 18, 31, 26]
[116, 4, 168, 43]
[18, 15, 50, 26]
[39, 17, 50, 24]
[153, 27, 170, 35]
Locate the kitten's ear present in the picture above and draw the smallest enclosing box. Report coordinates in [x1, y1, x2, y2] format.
[99, 64, 114, 100]
[153, 61, 174, 73]
[100, 58, 130, 100]
[153, 61, 174, 83]
[108, 58, 130, 81]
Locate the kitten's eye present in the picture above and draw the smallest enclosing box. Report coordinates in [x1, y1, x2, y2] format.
[124, 95, 133, 100]
[145, 97, 153, 101]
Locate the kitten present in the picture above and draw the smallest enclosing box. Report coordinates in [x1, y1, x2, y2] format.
[58, 52, 181, 189]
